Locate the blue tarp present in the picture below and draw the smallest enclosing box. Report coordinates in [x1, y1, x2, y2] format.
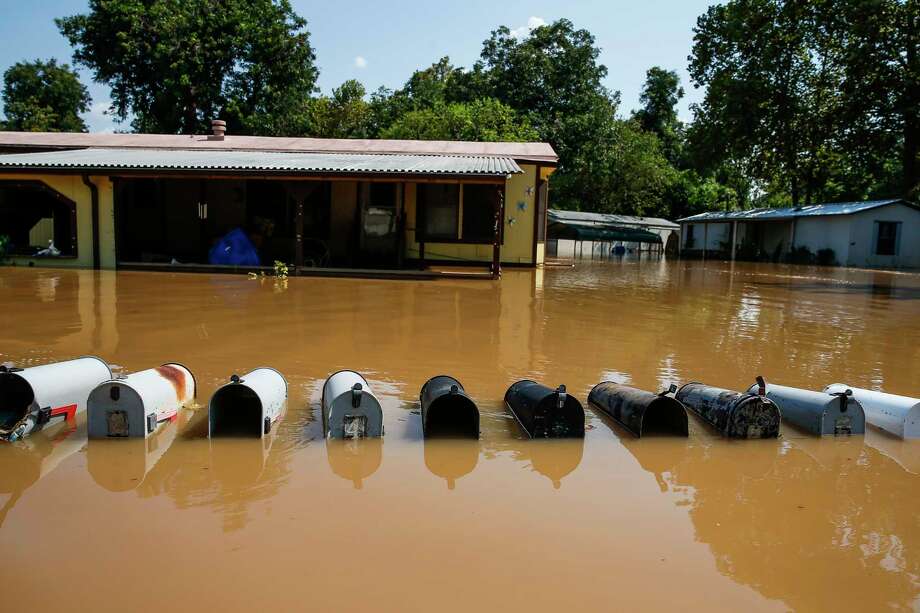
[208, 228, 260, 266]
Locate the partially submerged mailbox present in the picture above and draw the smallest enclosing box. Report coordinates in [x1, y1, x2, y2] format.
[321, 370, 384, 439]
[675, 381, 780, 439]
[504, 380, 584, 438]
[419, 375, 479, 438]
[209, 368, 287, 437]
[588, 382, 688, 437]
[825, 384, 920, 438]
[0, 356, 112, 442]
[87, 363, 196, 438]
[750, 380, 865, 436]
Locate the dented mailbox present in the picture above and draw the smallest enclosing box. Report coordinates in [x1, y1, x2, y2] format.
[419, 375, 479, 438]
[87, 363, 196, 438]
[209, 368, 287, 437]
[676, 381, 781, 439]
[0, 356, 112, 442]
[749, 380, 865, 436]
[321, 370, 384, 439]
[588, 382, 688, 437]
[504, 380, 584, 438]
[825, 384, 920, 438]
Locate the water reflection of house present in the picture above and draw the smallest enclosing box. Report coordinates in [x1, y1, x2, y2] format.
[0, 127, 557, 278]
[678, 199, 920, 269]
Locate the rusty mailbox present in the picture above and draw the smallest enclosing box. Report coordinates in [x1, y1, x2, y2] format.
[0, 356, 112, 442]
[87, 363, 196, 439]
[419, 375, 479, 438]
[209, 368, 287, 437]
[321, 370, 384, 439]
[504, 380, 584, 438]
[749, 380, 865, 436]
[675, 380, 781, 439]
[588, 382, 688, 437]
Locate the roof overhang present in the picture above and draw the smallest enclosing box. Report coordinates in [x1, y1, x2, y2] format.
[0, 148, 523, 179]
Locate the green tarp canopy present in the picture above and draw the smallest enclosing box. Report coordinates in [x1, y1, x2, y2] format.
[547, 221, 662, 244]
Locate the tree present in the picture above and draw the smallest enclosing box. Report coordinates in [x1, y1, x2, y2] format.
[2, 59, 91, 132]
[633, 67, 684, 164]
[380, 98, 539, 142]
[308, 80, 372, 138]
[689, 0, 843, 205]
[57, 0, 318, 135]
[828, 0, 920, 199]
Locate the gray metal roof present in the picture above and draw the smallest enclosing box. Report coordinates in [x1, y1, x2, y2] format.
[0, 148, 522, 176]
[548, 209, 678, 229]
[677, 199, 918, 223]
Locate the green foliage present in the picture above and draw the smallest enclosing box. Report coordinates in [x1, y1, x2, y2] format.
[633, 67, 684, 164]
[688, 0, 919, 205]
[380, 98, 539, 142]
[57, 0, 318, 134]
[307, 80, 373, 138]
[2, 59, 91, 132]
[273, 260, 289, 278]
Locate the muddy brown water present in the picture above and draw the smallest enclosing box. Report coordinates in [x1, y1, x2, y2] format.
[1, 260, 919, 612]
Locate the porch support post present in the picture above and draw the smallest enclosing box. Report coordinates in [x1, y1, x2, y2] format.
[703, 223, 709, 260]
[492, 183, 504, 279]
[731, 220, 738, 261]
[294, 199, 304, 268]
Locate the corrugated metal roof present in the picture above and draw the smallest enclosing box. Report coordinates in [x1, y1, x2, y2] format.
[677, 199, 918, 223]
[0, 131, 558, 163]
[0, 148, 522, 176]
[548, 209, 678, 229]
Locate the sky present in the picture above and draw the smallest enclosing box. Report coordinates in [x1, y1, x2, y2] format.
[0, 0, 717, 133]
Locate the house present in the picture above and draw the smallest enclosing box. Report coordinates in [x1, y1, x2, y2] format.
[546, 210, 679, 256]
[0, 124, 557, 278]
[677, 200, 920, 269]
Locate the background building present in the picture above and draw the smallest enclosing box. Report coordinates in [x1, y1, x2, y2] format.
[678, 200, 920, 269]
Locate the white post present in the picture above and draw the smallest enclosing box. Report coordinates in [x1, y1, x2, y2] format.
[731, 221, 738, 261]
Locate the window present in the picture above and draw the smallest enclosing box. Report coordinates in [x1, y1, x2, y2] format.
[0, 181, 77, 257]
[417, 183, 459, 241]
[875, 221, 900, 256]
[462, 184, 499, 242]
[361, 182, 397, 238]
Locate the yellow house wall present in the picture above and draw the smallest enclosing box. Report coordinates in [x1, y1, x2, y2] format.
[2, 173, 116, 269]
[402, 164, 542, 266]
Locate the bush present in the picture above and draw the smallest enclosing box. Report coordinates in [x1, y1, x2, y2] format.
[786, 245, 815, 265]
[816, 248, 837, 266]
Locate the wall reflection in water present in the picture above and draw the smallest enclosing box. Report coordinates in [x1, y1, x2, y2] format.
[621, 435, 920, 610]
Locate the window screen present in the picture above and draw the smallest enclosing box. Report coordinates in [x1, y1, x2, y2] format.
[417, 183, 459, 241]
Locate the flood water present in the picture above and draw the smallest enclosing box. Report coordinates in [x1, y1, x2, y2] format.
[1, 260, 919, 612]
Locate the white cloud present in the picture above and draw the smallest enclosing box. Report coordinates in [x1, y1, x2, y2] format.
[84, 100, 118, 133]
[510, 16, 546, 39]
[354, 56, 368, 69]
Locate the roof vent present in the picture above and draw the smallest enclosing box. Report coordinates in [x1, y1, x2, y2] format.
[208, 119, 226, 141]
